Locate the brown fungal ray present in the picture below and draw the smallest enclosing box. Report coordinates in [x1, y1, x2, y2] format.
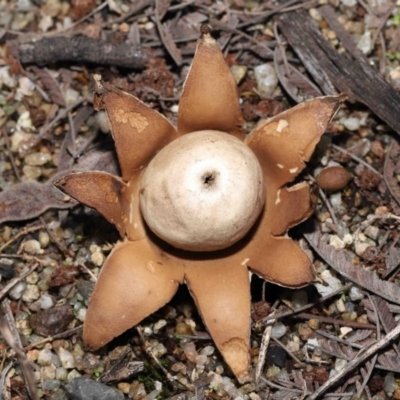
[83, 240, 184, 350]
[177, 25, 244, 139]
[269, 182, 318, 236]
[245, 95, 346, 188]
[184, 261, 251, 383]
[55, 171, 134, 238]
[93, 75, 178, 182]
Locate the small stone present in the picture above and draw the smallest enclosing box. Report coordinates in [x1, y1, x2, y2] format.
[9, 281, 27, 300]
[334, 358, 348, 372]
[26, 271, 39, 284]
[42, 364, 57, 380]
[384, 372, 395, 394]
[357, 31, 372, 55]
[336, 299, 346, 313]
[75, 307, 86, 322]
[22, 239, 42, 255]
[117, 382, 131, 394]
[181, 342, 198, 363]
[150, 341, 167, 358]
[230, 65, 247, 85]
[266, 365, 280, 378]
[291, 290, 308, 309]
[200, 346, 214, 356]
[56, 367, 68, 381]
[90, 251, 105, 267]
[67, 369, 82, 382]
[175, 322, 194, 335]
[39, 231, 50, 248]
[339, 327, 352, 337]
[23, 165, 42, 180]
[25, 152, 52, 166]
[58, 347, 75, 369]
[341, 0, 356, 5]
[271, 322, 286, 338]
[317, 166, 351, 192]
[342, 312, 357, 321]
[329, 235, 345, 249]
[40, 293, 56, 309]
[286, 341, 300, 352]
[355, 242, 370, 256]
[22, 284, 40, 302]
[65, 377, 124, 400]
[153, 319, 167, 333]
[267, 346, 287, 367]
[131, 381, 147, 400]
[364, 225, 380, 240]
[343, 117, 360, 131]
[170, 104, 179, 114]
[43, 379, 61, 391]
[30, 305, 74, 336]
[308, 319, 320, 330]
[349, 286, 364, 301]
[254, 63, 278, 98]
[38, 349, 54, 366]
[95, 111, 110, 133]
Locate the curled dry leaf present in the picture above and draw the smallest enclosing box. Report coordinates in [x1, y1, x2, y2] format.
[55, 26, 344, 382]
[305, 229, 400, 305]
[0, 150, 118, 225]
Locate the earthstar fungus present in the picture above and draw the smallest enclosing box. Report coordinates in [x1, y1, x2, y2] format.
[55, 26, 344, 383]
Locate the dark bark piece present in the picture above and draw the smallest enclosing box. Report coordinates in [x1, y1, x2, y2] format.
[29, 305, 74, 336]
[11, 35, 147, 69]
[275, 6, 400, 135]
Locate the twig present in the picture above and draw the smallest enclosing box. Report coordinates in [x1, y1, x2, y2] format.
[0, 263, 40, 302]
[331, 144, 383, 178]
[255, 314, 275, 382]
[23, 326, 83, 351]
[294, 313, 377, 330]
[0, 224, 44, 253]
[271, 336, 304, 366]
[263, 282, 353, 323]
[306, 322, 400, 399]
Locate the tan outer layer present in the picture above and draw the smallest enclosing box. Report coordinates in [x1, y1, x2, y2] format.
[245, 95, 346, 189]
[185, 262, 251, 383]
[93, 75, 178, 182]
[83, 240, 184, 349]
[177, 32, 244, 139]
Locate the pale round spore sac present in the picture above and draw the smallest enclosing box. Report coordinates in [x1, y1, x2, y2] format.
[139, 130, 265, 251]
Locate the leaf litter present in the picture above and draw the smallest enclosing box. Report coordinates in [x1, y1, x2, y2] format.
[1, 0, 400, 399]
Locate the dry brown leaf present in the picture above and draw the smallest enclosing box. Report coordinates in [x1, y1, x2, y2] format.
[0, 150, 118, 224]
[384, 140, 400, 206]
[31, 66, 66, 107]
[304, 229, 400, 305]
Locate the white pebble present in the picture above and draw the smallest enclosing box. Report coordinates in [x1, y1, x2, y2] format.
[38, 349, 54, 366]
[58, 348, 75, 369]
[39, 231, 50, 248]
[271, 322, 287, 338]
[343, 117, 361, 131]
[334, 358, 348, 372]
[355, 242, 370, 256]
[66, 369, 81, 382]
[357, 31, 373, 55]
[95, 111, 110, 133]
[26, 271, 39, 284]
[9, 282, 26, 300]
[55, 367, 68, 381]
[40, 294, 55, 309]
[329, 235, 345, 249]
[364, 225, 379, 240]
[336, 298, 346, 313]
[170, 104, 179, 114]
[340, 0, 356, 6]
[200, 346, 214, 356]
[0, 66, 17, 88]
[90, 251, 104, 267]
[349, 286, 364, 301]
[254, 63, 278, 98]
[150, 341, 167, 358]
[22, 240, 42, 255]
[22, 284, 40, 302]
[75, 307, 86, 322]
[153, 319, 167, 333]
[42, 364, 56, 380]
[25, 152, 52, 166]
